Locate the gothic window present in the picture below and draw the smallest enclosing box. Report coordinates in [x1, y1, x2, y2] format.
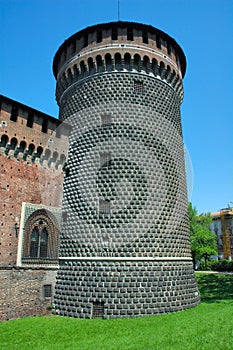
[22, 209, 59, 263]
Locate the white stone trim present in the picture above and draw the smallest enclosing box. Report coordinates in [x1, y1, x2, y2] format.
[59, 256, 192, 261]
[16, 202, 26, 267]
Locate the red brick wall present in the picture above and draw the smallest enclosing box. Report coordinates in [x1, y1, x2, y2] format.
[0, 153, 63, 266]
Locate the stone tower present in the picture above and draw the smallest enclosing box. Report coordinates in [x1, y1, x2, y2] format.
[53, 21, 200, 318]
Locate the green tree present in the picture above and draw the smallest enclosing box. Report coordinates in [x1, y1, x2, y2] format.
[188, 203, 218, 269]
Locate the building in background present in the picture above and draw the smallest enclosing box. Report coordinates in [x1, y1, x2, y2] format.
[210, 207, 233, 260]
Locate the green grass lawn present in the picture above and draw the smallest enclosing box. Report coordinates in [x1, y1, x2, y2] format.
[0, 273, 232, 350]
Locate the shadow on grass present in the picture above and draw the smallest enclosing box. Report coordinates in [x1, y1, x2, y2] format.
[196, 273, 233, 303]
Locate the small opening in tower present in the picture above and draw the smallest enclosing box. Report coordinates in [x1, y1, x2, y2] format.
[134, 80, 143, 94]
[127, 27, 133, 41]
[101, 114, 112, 127]
[112, 28, 118, 40]
[99, 152, 111, 167]
[10, 106, 18, 122]
[26, 112, 34, 128]
[96, 30, 102, 43]
[92, 301, 104, 318]
[62, 211, 68, 222]
[43, 284, 52, 299]
[142, 30, 148, 44]
[99, 199, 111, 218]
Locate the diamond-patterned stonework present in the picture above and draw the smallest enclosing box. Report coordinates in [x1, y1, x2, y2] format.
[53, 22, 200, 318]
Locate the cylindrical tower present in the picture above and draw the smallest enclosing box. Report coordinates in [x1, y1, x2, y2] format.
[53, 21, 200, 318]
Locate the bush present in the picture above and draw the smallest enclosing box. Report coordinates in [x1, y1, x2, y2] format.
[211, 259, 233, 272]
[198, 261, 213, 271]
[197, 259, 233, 272]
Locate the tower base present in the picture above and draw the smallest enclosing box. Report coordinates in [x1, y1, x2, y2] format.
[54, 259, 200, 318]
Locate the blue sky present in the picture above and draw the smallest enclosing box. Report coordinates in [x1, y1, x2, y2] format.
[1, 0, 233, 214]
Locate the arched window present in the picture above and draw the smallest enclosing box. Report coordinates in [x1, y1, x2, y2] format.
[134, 54, 141, 71]
[0, 134, 8, 147]
[10, 137, 18, 150]
[159, 61, 165, 78]
[28, 143, 35, 155]
[124, 53, 131, 68]
[73, 64, 79, 78]
[29, 222, 48, 258]
[19, 141, 26, 153]
[22, 209, 59, 263]
[115, 53, 121, 70]
[151, 58, 158, 76]
[88, 57, 94, 72]
[37, 146, 43, 157]
[164, 65, 171, 80]
[67, 68, 73, 83]
[105, 53, 112, 70]
[80, 61, 86, 75]
[30, 227, 39, 257]
[96, 55, 103, 68]
[44, 149, 51, 160]
[52, 151, 58, 161]
[60, 154, 66, 165]
[143, 56, 150, 72]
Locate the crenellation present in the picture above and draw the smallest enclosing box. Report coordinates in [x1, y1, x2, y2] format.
[0, 95, 70, 169]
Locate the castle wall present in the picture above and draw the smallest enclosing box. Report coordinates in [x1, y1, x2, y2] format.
[0, 267, 56, 321]
[0, 148, 63, 266]
[0, 95, 68, 321]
